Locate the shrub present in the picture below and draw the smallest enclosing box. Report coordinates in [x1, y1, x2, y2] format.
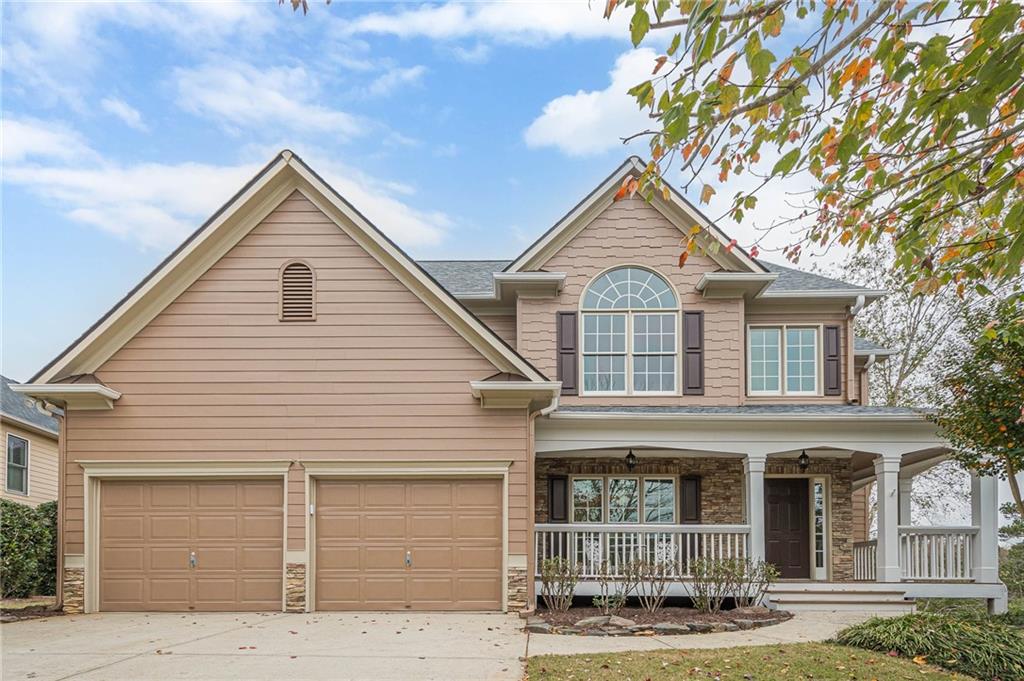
[690, 558, 734, 614]
[539, 557, 580, 612]
[834, 612, 1024, 681]
[592, 560, 640, 615]
[732, 558, 778, 608]
[1001, 543, 1024, 599]
[0, 499, 58, 598]
[634, 558, 676, 614]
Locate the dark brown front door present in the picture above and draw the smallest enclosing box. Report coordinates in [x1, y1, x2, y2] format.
[764, 478, 810, 579]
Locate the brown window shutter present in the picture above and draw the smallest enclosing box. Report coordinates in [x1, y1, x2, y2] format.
[280, 261, 315, 321]
[680, 475, 701, 523]
[682, 311, 704, 395]
[823, 325, 841, 395]
[548, 475, 569, 523]
[556, 312, 578, 395]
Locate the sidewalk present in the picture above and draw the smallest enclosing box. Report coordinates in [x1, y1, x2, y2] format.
[526, 611, 875, 656]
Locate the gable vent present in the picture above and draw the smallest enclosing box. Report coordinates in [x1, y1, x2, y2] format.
[280, 261, 316, 321]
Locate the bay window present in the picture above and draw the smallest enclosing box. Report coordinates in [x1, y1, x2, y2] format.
[747, 325, 820, 396]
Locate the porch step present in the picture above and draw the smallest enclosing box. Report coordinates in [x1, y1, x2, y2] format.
[766, 585, 915, 614]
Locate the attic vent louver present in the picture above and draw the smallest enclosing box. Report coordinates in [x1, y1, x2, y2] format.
[280, 261, 315, 321]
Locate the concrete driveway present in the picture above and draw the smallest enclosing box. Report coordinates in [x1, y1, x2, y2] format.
[1, 612, 527, 681]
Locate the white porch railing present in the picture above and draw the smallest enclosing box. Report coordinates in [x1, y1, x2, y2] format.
[899, 526, 977, 582]
[853, 540, 877, 581]
[534, 523, 750, 579]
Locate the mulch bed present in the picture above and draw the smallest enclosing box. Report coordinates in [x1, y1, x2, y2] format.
[1, 600, 64, 623]
[538, 605, 779, 628]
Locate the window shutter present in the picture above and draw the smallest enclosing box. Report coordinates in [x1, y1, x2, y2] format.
[548, 475, 569, 523]
[680, 475, 701, 523]
[280, 262, 315, 321]
[682, 311, 704, 395]
[556, 312, 578, 395]
[823, 325, 841, 395]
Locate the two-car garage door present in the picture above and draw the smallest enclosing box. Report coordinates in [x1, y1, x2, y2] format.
[98, 477, 503, 612]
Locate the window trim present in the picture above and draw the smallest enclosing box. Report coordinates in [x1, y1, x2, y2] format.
[746, 324, 823, 397]
[569, 475, 678, 524]
[578, 265, 681, 397]
[5, 433, 30, 496]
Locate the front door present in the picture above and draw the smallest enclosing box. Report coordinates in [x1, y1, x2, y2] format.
[764, 478, 810, 579]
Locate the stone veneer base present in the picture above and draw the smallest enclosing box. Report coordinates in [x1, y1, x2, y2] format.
[286, 563, 306, 612]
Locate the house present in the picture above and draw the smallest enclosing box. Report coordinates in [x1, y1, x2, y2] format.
[2, 375, 60, 507]
[13, 152, 1007, 616]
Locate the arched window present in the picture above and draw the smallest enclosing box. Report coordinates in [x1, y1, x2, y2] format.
[580, 267, 678, 394]
[280, 261, 316, 321]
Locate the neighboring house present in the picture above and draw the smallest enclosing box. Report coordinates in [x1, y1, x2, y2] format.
[14, 152, 1007, 616]
[1, 375, 60, 507]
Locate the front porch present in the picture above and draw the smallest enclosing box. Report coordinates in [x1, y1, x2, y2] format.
[532, 407, 1008, 613]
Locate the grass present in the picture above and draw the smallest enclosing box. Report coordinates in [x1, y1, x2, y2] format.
[917, 597, 1024, 626]
[527, 642, 968, 680]
[0, 596, 56, 612]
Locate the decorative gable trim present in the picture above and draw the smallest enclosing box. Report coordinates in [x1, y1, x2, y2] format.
[30, 150, 548, 385]
[506, 157, 766, 275]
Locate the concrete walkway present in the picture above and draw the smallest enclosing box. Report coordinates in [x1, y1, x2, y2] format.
[526, 611, 876, 657]
[1, 612, 526, 681]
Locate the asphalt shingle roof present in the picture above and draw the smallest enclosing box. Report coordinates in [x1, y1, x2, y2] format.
[556, 404, 921, 416]
[416, 259, 863, 296]
[854, 337, 895, 355]
[1, 375, 59, 434]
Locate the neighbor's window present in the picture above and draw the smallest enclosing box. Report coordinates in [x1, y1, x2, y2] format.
[748, 325, 819, 396]
[6, 434, 28, 495]
[572, 478, 604, 523]
[581, 267, 678, 394]
[643, 478, 676, 524]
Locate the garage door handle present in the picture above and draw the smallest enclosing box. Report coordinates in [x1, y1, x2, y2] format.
[405, 551, 412, 568]
[189, 551, 197, 568]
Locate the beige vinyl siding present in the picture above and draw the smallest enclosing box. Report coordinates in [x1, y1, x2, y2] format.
[517, 197, 744, 406]
[1, 420, 59, 507]
[480, 315, 517, 350]
[62, 191, 530, 558]
[743, 312, 851, 403]
[852, 486, 869, 543]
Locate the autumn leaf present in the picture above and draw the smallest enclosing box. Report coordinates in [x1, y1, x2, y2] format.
[653, 55, 668, 74]
[678, 251, 689, 267]
[700, 184, 716, 204]
[912, 655, 927, 665]
[613, 176, 630, 201]
[725, 238, 737, 253]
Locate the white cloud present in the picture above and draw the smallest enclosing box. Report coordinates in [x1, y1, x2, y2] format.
[4, 119, 449, 252]
[100, 97, 147, 131]
[524, 49, 655, 157]
[450, 43, 491, 64]
[365, 65, 427, 98]
[173, 61, 362, 137]
[342, 1, 626, 44]
[0, 117, 94, 163]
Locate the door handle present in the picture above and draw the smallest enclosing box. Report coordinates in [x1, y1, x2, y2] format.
[405, 550, 412, 568]
[189, 551, 197, 568]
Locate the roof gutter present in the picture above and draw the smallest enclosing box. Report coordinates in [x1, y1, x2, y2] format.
[849, 294, 866, 315]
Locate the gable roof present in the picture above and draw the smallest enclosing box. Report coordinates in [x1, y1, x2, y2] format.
[418, 259, 865, 298]
[505, 156, 766, 274]
[30, 151, 547, 385]
[1, 375, 59, 435]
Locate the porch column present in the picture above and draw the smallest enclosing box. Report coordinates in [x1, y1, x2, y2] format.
[970, 472, 1000, 584]
[898, 476, 913, 525]
[745, 454, 767, 562]
[874, 455, 902, 582]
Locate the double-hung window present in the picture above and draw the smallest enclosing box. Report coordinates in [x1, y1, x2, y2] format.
[581, 267, 678, 394]
[748, 325, 820, 396]
[6, 434, 28, 495]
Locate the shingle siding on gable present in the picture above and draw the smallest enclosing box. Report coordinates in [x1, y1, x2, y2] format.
[61, 192, 531, 557]
[517, 196, 744, 406]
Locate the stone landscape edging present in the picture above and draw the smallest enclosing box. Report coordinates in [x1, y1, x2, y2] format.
[525, 611, 794, 636]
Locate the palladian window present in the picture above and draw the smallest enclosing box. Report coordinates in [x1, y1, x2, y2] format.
[580, 267, 678, 394]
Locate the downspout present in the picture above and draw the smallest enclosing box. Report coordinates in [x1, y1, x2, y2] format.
[846, 295, 866, 402]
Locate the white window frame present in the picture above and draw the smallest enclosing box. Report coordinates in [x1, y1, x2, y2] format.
[579, 266, 680, 397]
[5, 433, 30, 496]
[569, 475, 678, 525]
[746, 324, 822, 397]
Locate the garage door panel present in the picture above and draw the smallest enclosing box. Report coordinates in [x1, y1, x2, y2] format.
[100, 479, 283, 612]
[150, 516, 191, 540]
[241, 482, 284, 507]
[315, 478, 501, 611]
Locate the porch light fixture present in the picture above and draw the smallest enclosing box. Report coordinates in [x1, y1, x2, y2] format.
[625, 449, 638, 471]
[798, 450, 810, 472]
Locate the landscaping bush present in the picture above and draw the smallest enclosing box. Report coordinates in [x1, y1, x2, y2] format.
[0, 499, 58, 598]
[1001, 543, 1024, 600]
[834, 612, 1024, 681]
[539, 557, 580, 612]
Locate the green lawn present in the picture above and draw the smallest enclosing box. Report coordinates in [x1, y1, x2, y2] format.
[527, 642, 970, 680]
